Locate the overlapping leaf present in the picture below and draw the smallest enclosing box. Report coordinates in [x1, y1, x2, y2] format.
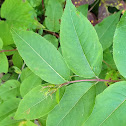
[15, 85, 60, 120]
[47, 82, 96, 126]
[11, 29, 70, 84]
[95, 11, 121, 50]
[45, 0, 63, 32]
[60, 0, 103, 78]
[83, 81, 126, 126]
[113, 12, 126, 78]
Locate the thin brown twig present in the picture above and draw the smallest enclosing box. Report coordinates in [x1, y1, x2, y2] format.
[43, 29, 59, 38]
[60, 78, 120, 87]
[88, 0, 100, 12]
[0, 49, 17, 53]
[42, 0, 44, 10]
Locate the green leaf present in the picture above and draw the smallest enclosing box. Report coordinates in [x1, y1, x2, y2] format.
[60, 0, 103, 78]
[95, 12, 121, 50]
[12, 66, 22, 74]
[0, 21, 14, 46]
[12, 52, 23, 69]
[77, 4, 88, 17]
[11, 29, 70, 84]
[0, 53, 8, 73]
[103, 48, 116, 70]
[44, 34, 58, 48]
[45, 0, 63, 32]
[47, 82, 96, 126]
[0, 112, 21, 126]
[27, 0, 42, 7]
[20, 67, 33, 82]
[15, 85, 58, 120]
[0, 80, 20, 100]
[0, 38, 3, 49]
[83, 81, 126, 126]
[19, 120, 37, 126]
[0, 98, 20, 122]
[20, 73, 42, 97]
[1, 0, 42, 29]
[113, 12, 126, 78]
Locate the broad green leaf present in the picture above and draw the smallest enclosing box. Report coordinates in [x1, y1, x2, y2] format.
[44, 34, 58, 48]
[0, 80, 20, 100]
[1, 0, 42, 29]
[83, 81, 126, 126]
[20, 67, 33, 82]
[45, 0, 63, 32]
[0, 112, 21, 126]
[12, 51, 23, 69]
[0, 21, 14, 46]
[77, 4, 88, 17]
[0, 38, 3, 49]
[47, 82, 96, 126]
[0, 98, 20, 122]
[20, 73, 42, 97]
[11, 29, 70, 84]
[27, 0, 42, 7]
[95, 12, 121, 50]
[0, 53, 8, 73]
[113, 12, 126, 78]
[15, 85, 58, 120]
[60, 0, 103, 78]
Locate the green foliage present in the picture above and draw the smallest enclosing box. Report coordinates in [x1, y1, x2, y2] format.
[60, 0, 103, 78]
[11, 29, 70, 84]
[0, 0, 126, 125]
[45, 0, 63, 32]
[84, 81, 126, 126]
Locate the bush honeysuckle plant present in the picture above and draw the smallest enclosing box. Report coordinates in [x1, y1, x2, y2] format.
[0, 0, 126, 125]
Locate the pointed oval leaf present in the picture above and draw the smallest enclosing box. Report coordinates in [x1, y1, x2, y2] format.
[60, 0, 103, 78]
[20, 73, 42, 97]
[11, 29, 70, 84]
[83, 81, 126, 126]
[95, 11, 121, 50]
[45, 0, 63, 32]
[15, 85, 59, 120]
[113, 12, 126, 78]
[47, 82, 96, 126]
[1, 0, 41, 29]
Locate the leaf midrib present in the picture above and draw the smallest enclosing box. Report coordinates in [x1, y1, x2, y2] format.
[11, 29, 67, 82]
[57, 85, 94, 126]
[99, 98, 126, 126]
[68, 4, 96, 77]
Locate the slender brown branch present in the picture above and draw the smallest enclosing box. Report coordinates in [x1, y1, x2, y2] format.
[43, 29, 59, 38]
[60, 79, 120, 87]
[88, 0, 99, 12]
[0, 49, 17, 53]
[42, 0, 44, 10]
